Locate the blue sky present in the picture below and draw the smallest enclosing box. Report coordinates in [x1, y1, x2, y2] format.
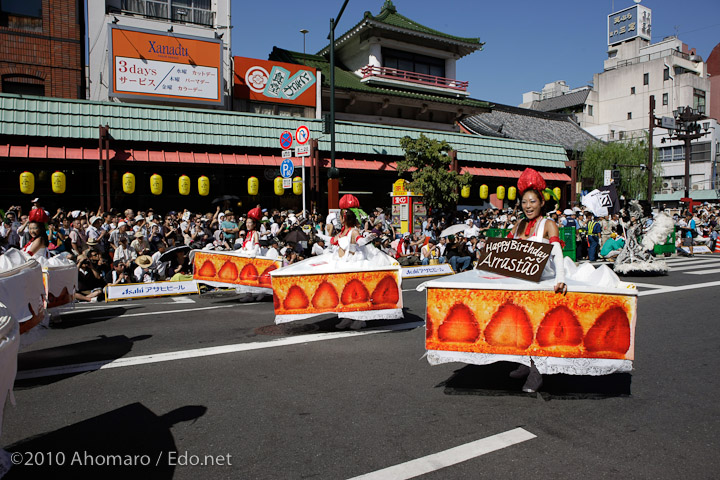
[231, 0, 720, 106]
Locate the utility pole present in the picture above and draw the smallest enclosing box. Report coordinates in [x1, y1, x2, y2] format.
[327, 0, 349, 210]
[667, 106, 709, 199]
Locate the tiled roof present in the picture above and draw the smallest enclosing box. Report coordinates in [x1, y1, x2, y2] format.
[0, 93, 568, 168]
[460, 104, 599, 152]
[270, 47, 491, 109]
[527, 89, 591, 113]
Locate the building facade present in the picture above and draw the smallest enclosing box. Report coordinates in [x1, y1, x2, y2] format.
[0, 0, 85, 98]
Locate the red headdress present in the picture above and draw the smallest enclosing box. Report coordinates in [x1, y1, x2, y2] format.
[29, 208, 49, 223]
[339, 194, 360, 209]
[517, 168, 546, 195]
[247, 207, 262, 221]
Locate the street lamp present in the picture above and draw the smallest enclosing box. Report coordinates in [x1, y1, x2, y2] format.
[668, 106, 709, 199]
[300, 29, 309, 55]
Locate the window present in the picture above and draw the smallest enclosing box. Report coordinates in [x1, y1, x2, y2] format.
[587, 105, 593, 116]
[659, 145, 685, 162]
[631, 87, 636, 94]
[1, 74, 44, 96]
[663, 66, 670, 81]
[643, 73, 649, 85]
[0, 0, 42, 29]
[610, 130, 615, 139]
[120, 0, 213, 26]
[382, 48, 445, 78]
[619, 131, 625, 140]
[691, 142, 711, 163]
[627, 112, 632, 120]
[662, 93, 668, 105]
[693, 89, 706, 114]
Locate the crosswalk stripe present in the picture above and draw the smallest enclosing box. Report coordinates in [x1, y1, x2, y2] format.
[684, 268, 720, 275]
[669, 261, 720, 271]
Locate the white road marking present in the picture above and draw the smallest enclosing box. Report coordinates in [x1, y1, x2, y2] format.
[631, 282, 666, 289]
[171, 296, 196, 304]
[684, 268, 720, 275]
[15, 321, 424, 380]
[638, 280, 720, 296]
[346, 428, 536, 480]
[668, 261, 720, 271]
[664, 256, 717, 264]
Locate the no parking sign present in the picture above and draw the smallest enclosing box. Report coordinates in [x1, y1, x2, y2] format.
[279, 130, 293, 150]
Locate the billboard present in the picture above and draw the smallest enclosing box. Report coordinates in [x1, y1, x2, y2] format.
[608, 5, 651, 46]
[234, 57, 317, 107]
[109, 26, 223, 105]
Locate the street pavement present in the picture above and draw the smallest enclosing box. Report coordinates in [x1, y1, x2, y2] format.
[2, 254, 720, 479]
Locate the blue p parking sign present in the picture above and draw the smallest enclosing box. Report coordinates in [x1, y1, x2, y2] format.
[280, 159, 294, 178]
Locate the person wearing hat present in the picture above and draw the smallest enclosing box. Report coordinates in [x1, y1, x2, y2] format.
[76, 253, 106, 301]
[265, 238, 281, 260]
[240, 207, 262, 255]
[133, 255, 154, 283]
[311, 238, 325, 256]
[109, 221, 129, 250]
[86, 215, 108, 253]
[131, 231, 151, 256]
[22, 208, 50, 258]
[113, 235, 135, 266]
[220, 210, 239, 250]
[502, 168, 568, 393]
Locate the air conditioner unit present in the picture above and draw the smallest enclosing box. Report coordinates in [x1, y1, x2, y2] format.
[691, 184, 700, 191]
[662, 180, 672, 189]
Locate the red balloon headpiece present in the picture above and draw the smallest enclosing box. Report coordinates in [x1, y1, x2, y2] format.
[517, 168, 546, 195]
[339, 194, 360, 209]
[247, 207, 262, 221]
[29, 208, 49, 223]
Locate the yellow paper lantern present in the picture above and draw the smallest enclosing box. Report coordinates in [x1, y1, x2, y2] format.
[508, 186, 517, 201]
[19, 171, 34, 194]
[553, 187, 562, 201]
[122, 172, 135, 194]
[274, 177, 284, 196]
[543, 190, 551, 201]
[479, 184, 489, 200]
[293, 176, 302, 195]
[150, 173, 163, 195]
[51, 171, 66, 194]
[198, 176, 210, 196]
[178, 175, 191, 196]
[248, 176, 259, 196]
[461, 185, 470, 198]
[497, 186, 506, 201]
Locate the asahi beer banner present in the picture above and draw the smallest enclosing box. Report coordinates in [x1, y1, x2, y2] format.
[106, 281, 199, 301]
[234, 57, 317, 107]
[426, 288, 637, 361]
[109, 26, 223, 105]
[402, 264, 454, 278]
[476, 238, 553, 283]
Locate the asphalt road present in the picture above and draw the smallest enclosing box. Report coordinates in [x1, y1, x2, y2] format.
[2, 255, 720, 479]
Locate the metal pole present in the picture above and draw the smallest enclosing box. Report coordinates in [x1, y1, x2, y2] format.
[684, 135, 691, 199]
[98, 125, 105, 211]
[302, 157, 306, 217]
[648, 96, 655, 204]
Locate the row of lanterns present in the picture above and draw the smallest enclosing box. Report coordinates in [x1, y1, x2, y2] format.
[461, 184, 561, 201]
[271, 176, 302, 196]
[122, 173, 210, 196]
[20, 171, 67, 194]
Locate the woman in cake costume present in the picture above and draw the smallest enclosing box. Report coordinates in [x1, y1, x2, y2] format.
[22, 208, 50, 259]
[241, 207, 262, 256]
[502, 168, 567, 392]
[422, 168, 638, 394]
[271, 194, 402, 329]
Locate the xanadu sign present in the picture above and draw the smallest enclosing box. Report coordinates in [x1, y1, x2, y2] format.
[234, 57, 317, 107]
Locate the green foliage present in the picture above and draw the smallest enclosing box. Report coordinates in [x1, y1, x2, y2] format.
[397, 134, 471, 210]
[580, 135, 663, 199]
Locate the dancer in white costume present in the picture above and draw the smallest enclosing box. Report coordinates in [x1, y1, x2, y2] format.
[272, 194, 401, 329]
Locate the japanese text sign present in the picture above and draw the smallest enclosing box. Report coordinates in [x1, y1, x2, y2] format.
[109, 26, 223, 105]
[234, 57, 317, 107]
[106, 280, 199, 301]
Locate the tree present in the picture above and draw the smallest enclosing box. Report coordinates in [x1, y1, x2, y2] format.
[397, 134, 471, 211]
[580, 134, 663, 200]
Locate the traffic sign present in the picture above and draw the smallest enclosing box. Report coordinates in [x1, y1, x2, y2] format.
[279, 130, 293, 150]
[280, 158, 295, 178]
[295, 145, 311, 157]
[283, 177, 292, 189]
[295, 125, 310, 145]
[281, 149, 292, 158]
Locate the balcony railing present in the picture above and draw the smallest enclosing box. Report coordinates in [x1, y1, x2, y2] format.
[360, 65, 468, 92]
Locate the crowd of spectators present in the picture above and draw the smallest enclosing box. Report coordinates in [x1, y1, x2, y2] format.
[0, 197, 718, 301]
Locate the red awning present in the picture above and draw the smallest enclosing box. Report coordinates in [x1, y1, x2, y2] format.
[0, 145, 570, 181]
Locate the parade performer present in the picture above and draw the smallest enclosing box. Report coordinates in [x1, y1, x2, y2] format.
[421, 168, 638, 394]
[22, 208, 50, 259]
[271, 194, 402, 329]
[192, 206, 282, 297]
